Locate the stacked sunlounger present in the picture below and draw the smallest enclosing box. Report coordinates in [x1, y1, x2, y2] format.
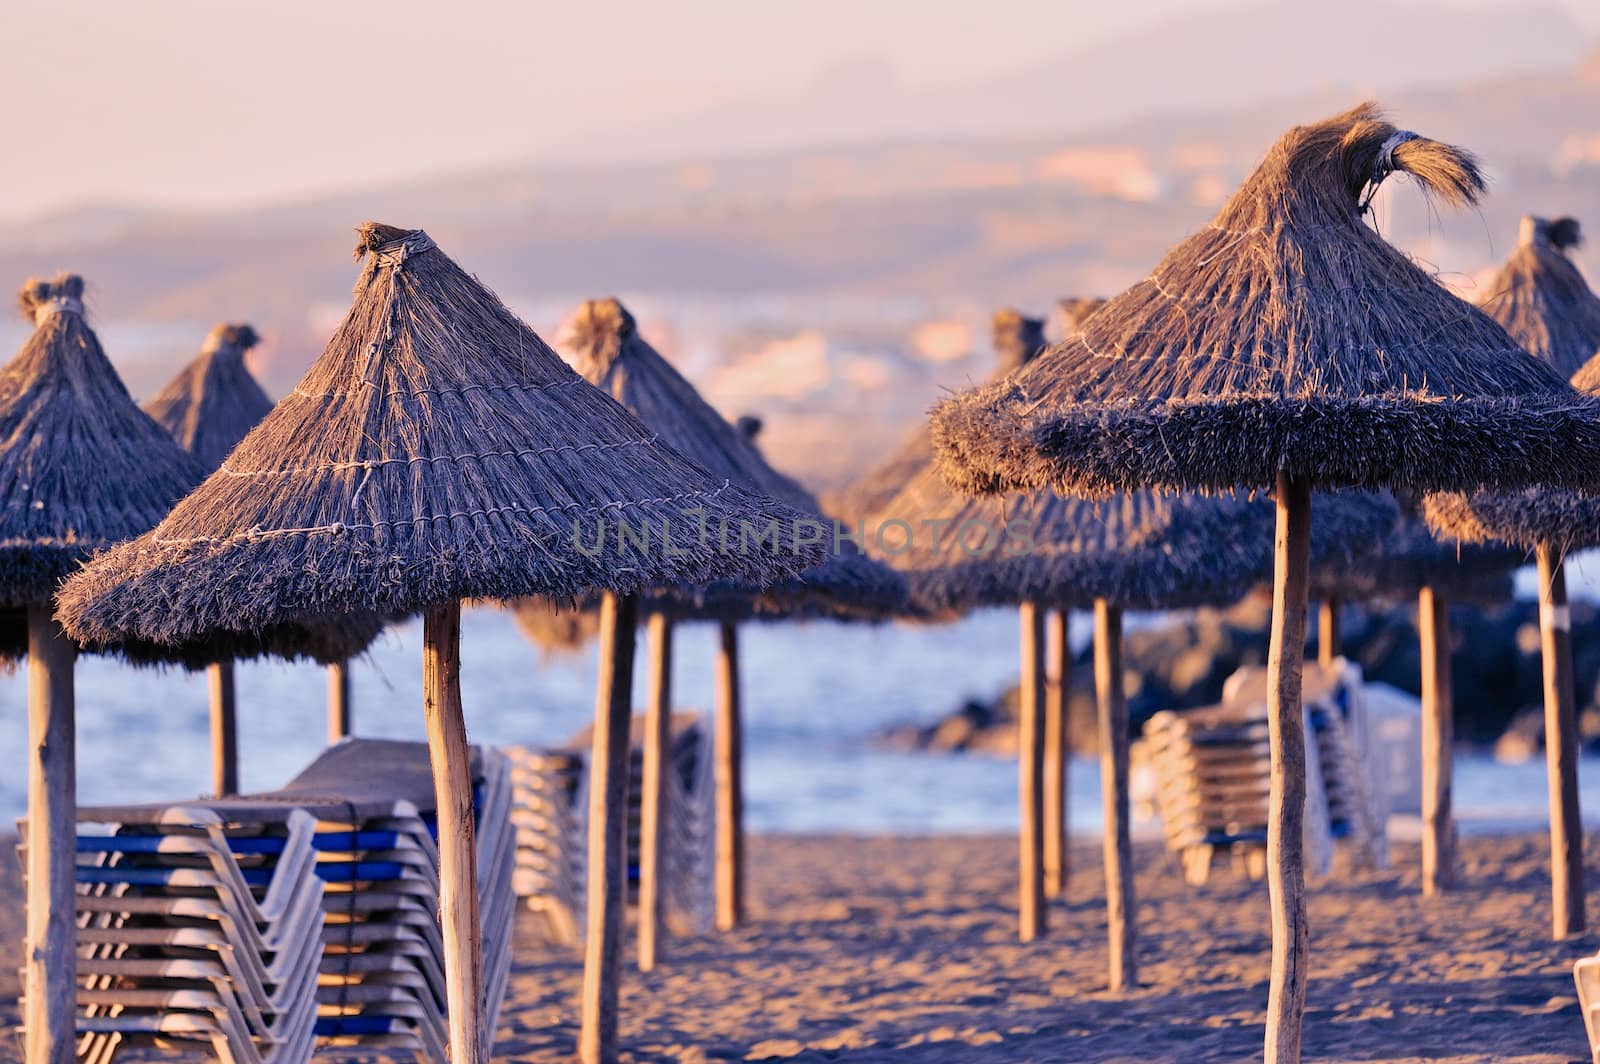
[1223, 659, 1390, 870]
[34, 738, 515, 1062]
[25, 804, 325, 1062]
[507, 711, 714, 941]
[1573, 950, 1600, 1062]
[1147, 658, 1392, 885]
[259, 739, 516, 1057]
[1144, 699, 1334, 886]
[504, 746, 585, 944]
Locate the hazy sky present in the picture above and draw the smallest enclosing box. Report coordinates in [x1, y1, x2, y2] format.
[6, 0, 1595, 221]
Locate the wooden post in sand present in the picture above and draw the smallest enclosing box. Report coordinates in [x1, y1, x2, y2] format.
[208, 661, 239, 794]
[581, 592, 639, 1063]
[1017, 601, 1046, 942]
[714, 620, 745, 932]
[1317, 598, 1340, 668]
[1093, 599, 1134, 990]
[1418, 586, 1455, 896]
[25, 605, 76, 1064]
[1535, 543, 1585, 939]
[327, 660, 352, 742]
[1264, 472, 1311, 1064]
[638, 612, 673, 971]
[1044, 608, 1071, 899]
[422, 601, 487, 1064]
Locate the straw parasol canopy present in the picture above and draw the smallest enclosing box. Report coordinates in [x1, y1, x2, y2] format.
[1310, 504, 1517, 604]
[931, 105, 1600, 500]
[1424, 484, 1600, 557]
[827, 308, 1050, 526]
[1425, 219, 1600, 558]
[144, 323, 274, 468]
[57, 229, 828, 650]
[875, 469, 1396, 615]
[1476, 217, 1600, 380]
[870, 468, 1255, 613]
[0, 288, 370, 673]
[1, 275, 205, 611]
[1423, 354, 1600, 557]
[566, 297, 906, 619]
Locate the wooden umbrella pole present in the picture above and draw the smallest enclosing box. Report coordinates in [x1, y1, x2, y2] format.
[714, 619, 745, 931]
[1418, 585, 1455, 896]
[208, 660, 239, 794]
[327, 660, 352, 742]
[1043, 608, 1071, 899]
[1535, 542, 1586, 938]
[581, 592, 640, 1063]
[637, 612, 673, 972]
[1317, 598, 1340, 668]
[422, 600, 486, 1064]
[24, 604, 76, 1064]
[1017, 600, 1047, 942]
[1264, 472, 1312, 1064]
[1094, 599, 1135, 990]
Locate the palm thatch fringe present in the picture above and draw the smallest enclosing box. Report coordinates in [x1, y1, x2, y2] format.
[1311, 505, 1518, 603]
[930, 105, 1600, 498]
[873, 472, 1263, 612]
[56, 225, 827, 652]
[1478, 217, 1600, 380]
[144, 323, 274, 469]
[871, 469, 1394, 614]
[1423, 488, 1600, 558]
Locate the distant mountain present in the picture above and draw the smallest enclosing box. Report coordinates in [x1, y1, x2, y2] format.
[3, 24, 1599, 490]
[546, 1, 1587, 164]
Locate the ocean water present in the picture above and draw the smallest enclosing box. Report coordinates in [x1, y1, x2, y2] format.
[1, 601, 1598, 835]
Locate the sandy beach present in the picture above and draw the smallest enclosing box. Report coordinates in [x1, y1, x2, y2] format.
[1, 830, 1590, 1062]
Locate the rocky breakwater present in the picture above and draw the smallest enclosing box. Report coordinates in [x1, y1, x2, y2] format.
[874, 595, 1600, 761]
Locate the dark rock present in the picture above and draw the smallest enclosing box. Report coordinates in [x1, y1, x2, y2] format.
[874, 595, 1600, 757]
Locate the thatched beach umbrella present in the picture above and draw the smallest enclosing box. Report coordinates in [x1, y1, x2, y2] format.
[1475, 216, 1600, 379]
[145, 323, 274, 791]
[1424, 485, 1596, 935]
[57, 225, 826, 1064]
[873, 451, 1392, 983]
[833, 309, 1090, 896]
[1422, 221, 1600, 934]
[566, 297, 904, 968]
[0, 274, 207, 1060]
[144, 323, 273, 467]
[1310, 500, 1518, 895]
[872, 461, 1268, 979]
[929, 106, 1600, 1061]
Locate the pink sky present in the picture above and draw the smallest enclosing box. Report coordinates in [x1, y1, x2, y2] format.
[6, 0, 1595, 221]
